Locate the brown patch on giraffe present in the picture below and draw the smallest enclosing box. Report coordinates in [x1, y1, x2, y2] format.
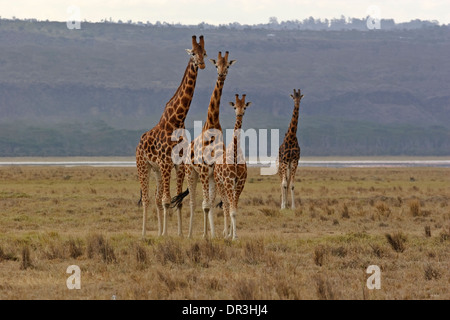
[185, 86, 193, 96]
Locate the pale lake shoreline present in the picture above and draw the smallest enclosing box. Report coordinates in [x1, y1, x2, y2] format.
[0, 156, 449, 168]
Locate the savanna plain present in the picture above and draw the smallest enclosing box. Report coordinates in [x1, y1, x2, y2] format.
[0, 165, 448, 300]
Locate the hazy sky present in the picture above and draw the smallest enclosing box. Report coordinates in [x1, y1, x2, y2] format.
[1, 0, 449, 25]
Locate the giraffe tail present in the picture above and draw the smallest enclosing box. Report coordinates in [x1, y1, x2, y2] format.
[137, 189, 143, 207]
[216, 201, 223, 209]
[170, 188, 189, 208]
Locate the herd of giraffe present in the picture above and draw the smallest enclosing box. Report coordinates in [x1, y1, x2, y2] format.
[135, 35, 304, 240]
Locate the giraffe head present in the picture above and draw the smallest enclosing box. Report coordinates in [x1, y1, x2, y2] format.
[290, 89, 304, 104]
[186, 35, 207, 69]
[229, 94, 252, 118]
[209, 51, 236, 80]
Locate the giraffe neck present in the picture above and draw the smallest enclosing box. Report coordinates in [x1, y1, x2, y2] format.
[286, 101, 300, 137]
[231, 116, 244, 163]
[203, 77, 225, 131]
[159, 59, 198, 131]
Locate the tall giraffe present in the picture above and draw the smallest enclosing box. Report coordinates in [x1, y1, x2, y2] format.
[214, 94, 251, 240]
[175, 51, 236, 239]
[136, 35, 207, 237]
[278, 89, 304, 210]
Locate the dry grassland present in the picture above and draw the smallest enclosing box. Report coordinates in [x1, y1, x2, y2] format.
[0, 166, 448, 300]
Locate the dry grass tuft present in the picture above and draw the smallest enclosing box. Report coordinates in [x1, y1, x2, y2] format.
[154, 240, 185, 265]
[134, 242, 148, 265]
[341, 204, 350, 219]
[243, 239, 266, 265]
[375, 201, 391, 216]
[156, 270, 188, 293]
[314, 245, 326, 266]
[315, 275, 335, 300]
[409, 199, 421, 216]
[424, 226, 431, 238]
[20, 246, 32, 270]
[0, 246, 18, 262]
[385, 232, 407, 253]
[259, 207, 280, 217]
[331, 246, 347, 258]
[439, 226, 449, 242]
[186, 240, 226, 267]
[67, 238, 83, 259]
[294, 208, 303, 216]
[86, 234, 116, 263]
[424, 264, 441, 281]
[369, 243, 385, 258]
[233, 278, 257, 300]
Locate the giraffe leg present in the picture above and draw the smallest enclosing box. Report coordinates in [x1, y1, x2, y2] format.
[154, 169, 164, 236]
[160, 163, 172, 237]
[231, 166, 247, 240]
[215, 176, 228, 238]
[222, 200, 230, 238]
[174, 163, 185, 237]
[223, 177, 235, 239]
[137, 161, 151, 238]
[229, 202, 238, 241]
[208, 173, 216, 239]
[279, 162, 288, 209]
[289, 160, 298, 210]
[200, 171, 211, 239]
[187, 166, 198, 239]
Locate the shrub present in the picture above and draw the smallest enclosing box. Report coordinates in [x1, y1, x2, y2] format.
[314, 246, 326, 266]
[20, 246, 33, 270]
[315, 275, 335, 300]
[409, 200, 421, 216]
[385, 232, 407, 253]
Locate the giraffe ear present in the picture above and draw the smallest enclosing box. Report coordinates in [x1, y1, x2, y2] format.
[185, 49, 194, 55]
[228, 60, 237, 66]
[209, 59, 217, 66]
[245, 102, 252, 108]
[229, 102, 235, 107]
[300, 94, 304, 99]
[290, 94, 295, 99]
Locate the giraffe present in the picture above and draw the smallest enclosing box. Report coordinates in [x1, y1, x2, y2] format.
[214, 94, 251, 240]
[278, 89, 304, 210]
[174, 51, 236, 239]
[136, 35, 206, 237]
